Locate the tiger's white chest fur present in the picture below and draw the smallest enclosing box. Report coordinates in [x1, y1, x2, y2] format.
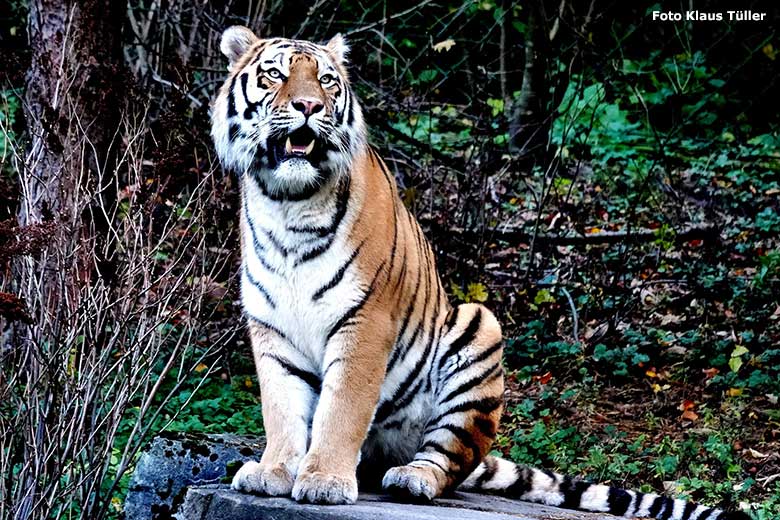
[239, 173, 363, 368]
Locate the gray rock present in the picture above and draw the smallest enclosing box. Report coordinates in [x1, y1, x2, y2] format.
[125, 433, 264, 520]
[127, 433, 616, 519]
[179, 485, 617, 519]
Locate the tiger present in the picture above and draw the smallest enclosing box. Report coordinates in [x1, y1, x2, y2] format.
[209, 25, 751, 520]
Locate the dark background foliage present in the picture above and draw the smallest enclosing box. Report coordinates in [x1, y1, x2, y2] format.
[0, 0, 778, 518]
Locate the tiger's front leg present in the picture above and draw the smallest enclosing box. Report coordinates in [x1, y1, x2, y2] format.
[292, 311, 391, 505]
[232, 322, 318, 496]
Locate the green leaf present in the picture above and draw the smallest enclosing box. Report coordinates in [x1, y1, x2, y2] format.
[467, 282, 489, 303]
[534, 289, 555, 305]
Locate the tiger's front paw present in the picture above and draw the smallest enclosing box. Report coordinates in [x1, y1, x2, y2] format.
[231, 460, 294, 496]
[292, 471, 358, 504]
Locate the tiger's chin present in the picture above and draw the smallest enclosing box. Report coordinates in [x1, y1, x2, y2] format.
[248, 158, 329, 201]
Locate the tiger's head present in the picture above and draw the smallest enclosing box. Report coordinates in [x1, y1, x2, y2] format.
[211, 27, 366, 198]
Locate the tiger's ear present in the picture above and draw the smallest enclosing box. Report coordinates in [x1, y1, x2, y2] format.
[325, 34, 349, 64]
[220, 26, 260, 68]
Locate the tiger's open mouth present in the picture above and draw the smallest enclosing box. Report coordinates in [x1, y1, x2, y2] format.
[284, 126, 316, 157]
[268, 126, 318, 163]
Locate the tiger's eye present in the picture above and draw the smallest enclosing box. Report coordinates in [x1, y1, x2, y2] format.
[266, 68, 282, 79]
[320, 74, 336, 86]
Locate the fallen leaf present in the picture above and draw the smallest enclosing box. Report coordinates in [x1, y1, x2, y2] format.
[681, 410, 699, 422]
[534, 371, 553, 385]
[745, 448, 767, 459]
[702, 367, 720, 379]
[432, 39, 456, 52]
[679, 399, 696, 411]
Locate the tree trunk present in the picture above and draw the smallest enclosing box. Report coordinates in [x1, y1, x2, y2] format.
[508, 3, 551, 165]
[18, 0, 125, 328]
[10, 1, 126, 517]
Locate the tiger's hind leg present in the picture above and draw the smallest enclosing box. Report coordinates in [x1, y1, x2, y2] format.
[382, 303, 504, 501]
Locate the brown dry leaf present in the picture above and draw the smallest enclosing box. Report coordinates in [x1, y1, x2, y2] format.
[702, 367, 720, 379]
[681, 410, 699, 422]
[679, 399, 696, 411]
[745, 448, 768, 460]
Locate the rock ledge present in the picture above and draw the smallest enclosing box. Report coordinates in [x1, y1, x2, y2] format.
[180, 485, 616, 520]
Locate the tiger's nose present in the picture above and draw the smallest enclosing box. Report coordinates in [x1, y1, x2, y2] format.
[291, 98, 324, 117]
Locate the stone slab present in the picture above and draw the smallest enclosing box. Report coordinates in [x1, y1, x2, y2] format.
[179, 485, 619, 520]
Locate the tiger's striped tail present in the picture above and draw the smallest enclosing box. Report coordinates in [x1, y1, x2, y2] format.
[459, 456, 751, 520]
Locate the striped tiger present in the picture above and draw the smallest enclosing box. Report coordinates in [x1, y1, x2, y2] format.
[209, 26, 750, 520]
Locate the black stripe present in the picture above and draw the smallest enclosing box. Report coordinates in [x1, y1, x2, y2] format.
[242, 203, 277, 273]
[385, 199, 399, 283]
[506, 464, 533, 497]
[385, 291, 438, 414]
[376, 323, 434, 423]
[390, 236, 408, 297]
[560, 476, 591, 510]
[229, 123, 241, 142]
[287, 223, 332, 236]
[323, 357, 343, 378]
[243, 266, 276, 309]
[541, 468, 558, 483]
[408, 244, 434, 341]
[431, 424, 479, 467]
[312, 241, 363, 300]
[347, 88, 356, 126]
[240, 72, 259, 119]
[420, 440, 464, 468]
[681, 501, 698, 520]
[227, 75, 238, 117]
[387, 373, 426, 416]
[439, 362, 501, 405]
[425, 274, 445, 392]
[262, 353, 321, 393]
[340, 86, 350, 125]
[297, 236, 338, 264]
[444, 306, 460, 332]
[244, 314, 289, 344]
[633, 492, 646, 515]
[262, 227, 289, 257]
[427, 396, 503, 432]
[474, 457, 498, 487]
[607, 487, 633, 517]
[412, 457, 448, 474]
[659, 497, 675, 520]
[296, 179, 351, 264]
[385, 248, 423, 373]
[325, 260, 386, 341]
[386, 243, 431, 374]
[697, 508, 714, 520]
[648, 496, 664, 517]
[473, 416, 497, 438]
[437, 308, 483, 369]
[466, 341, 502, 369]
